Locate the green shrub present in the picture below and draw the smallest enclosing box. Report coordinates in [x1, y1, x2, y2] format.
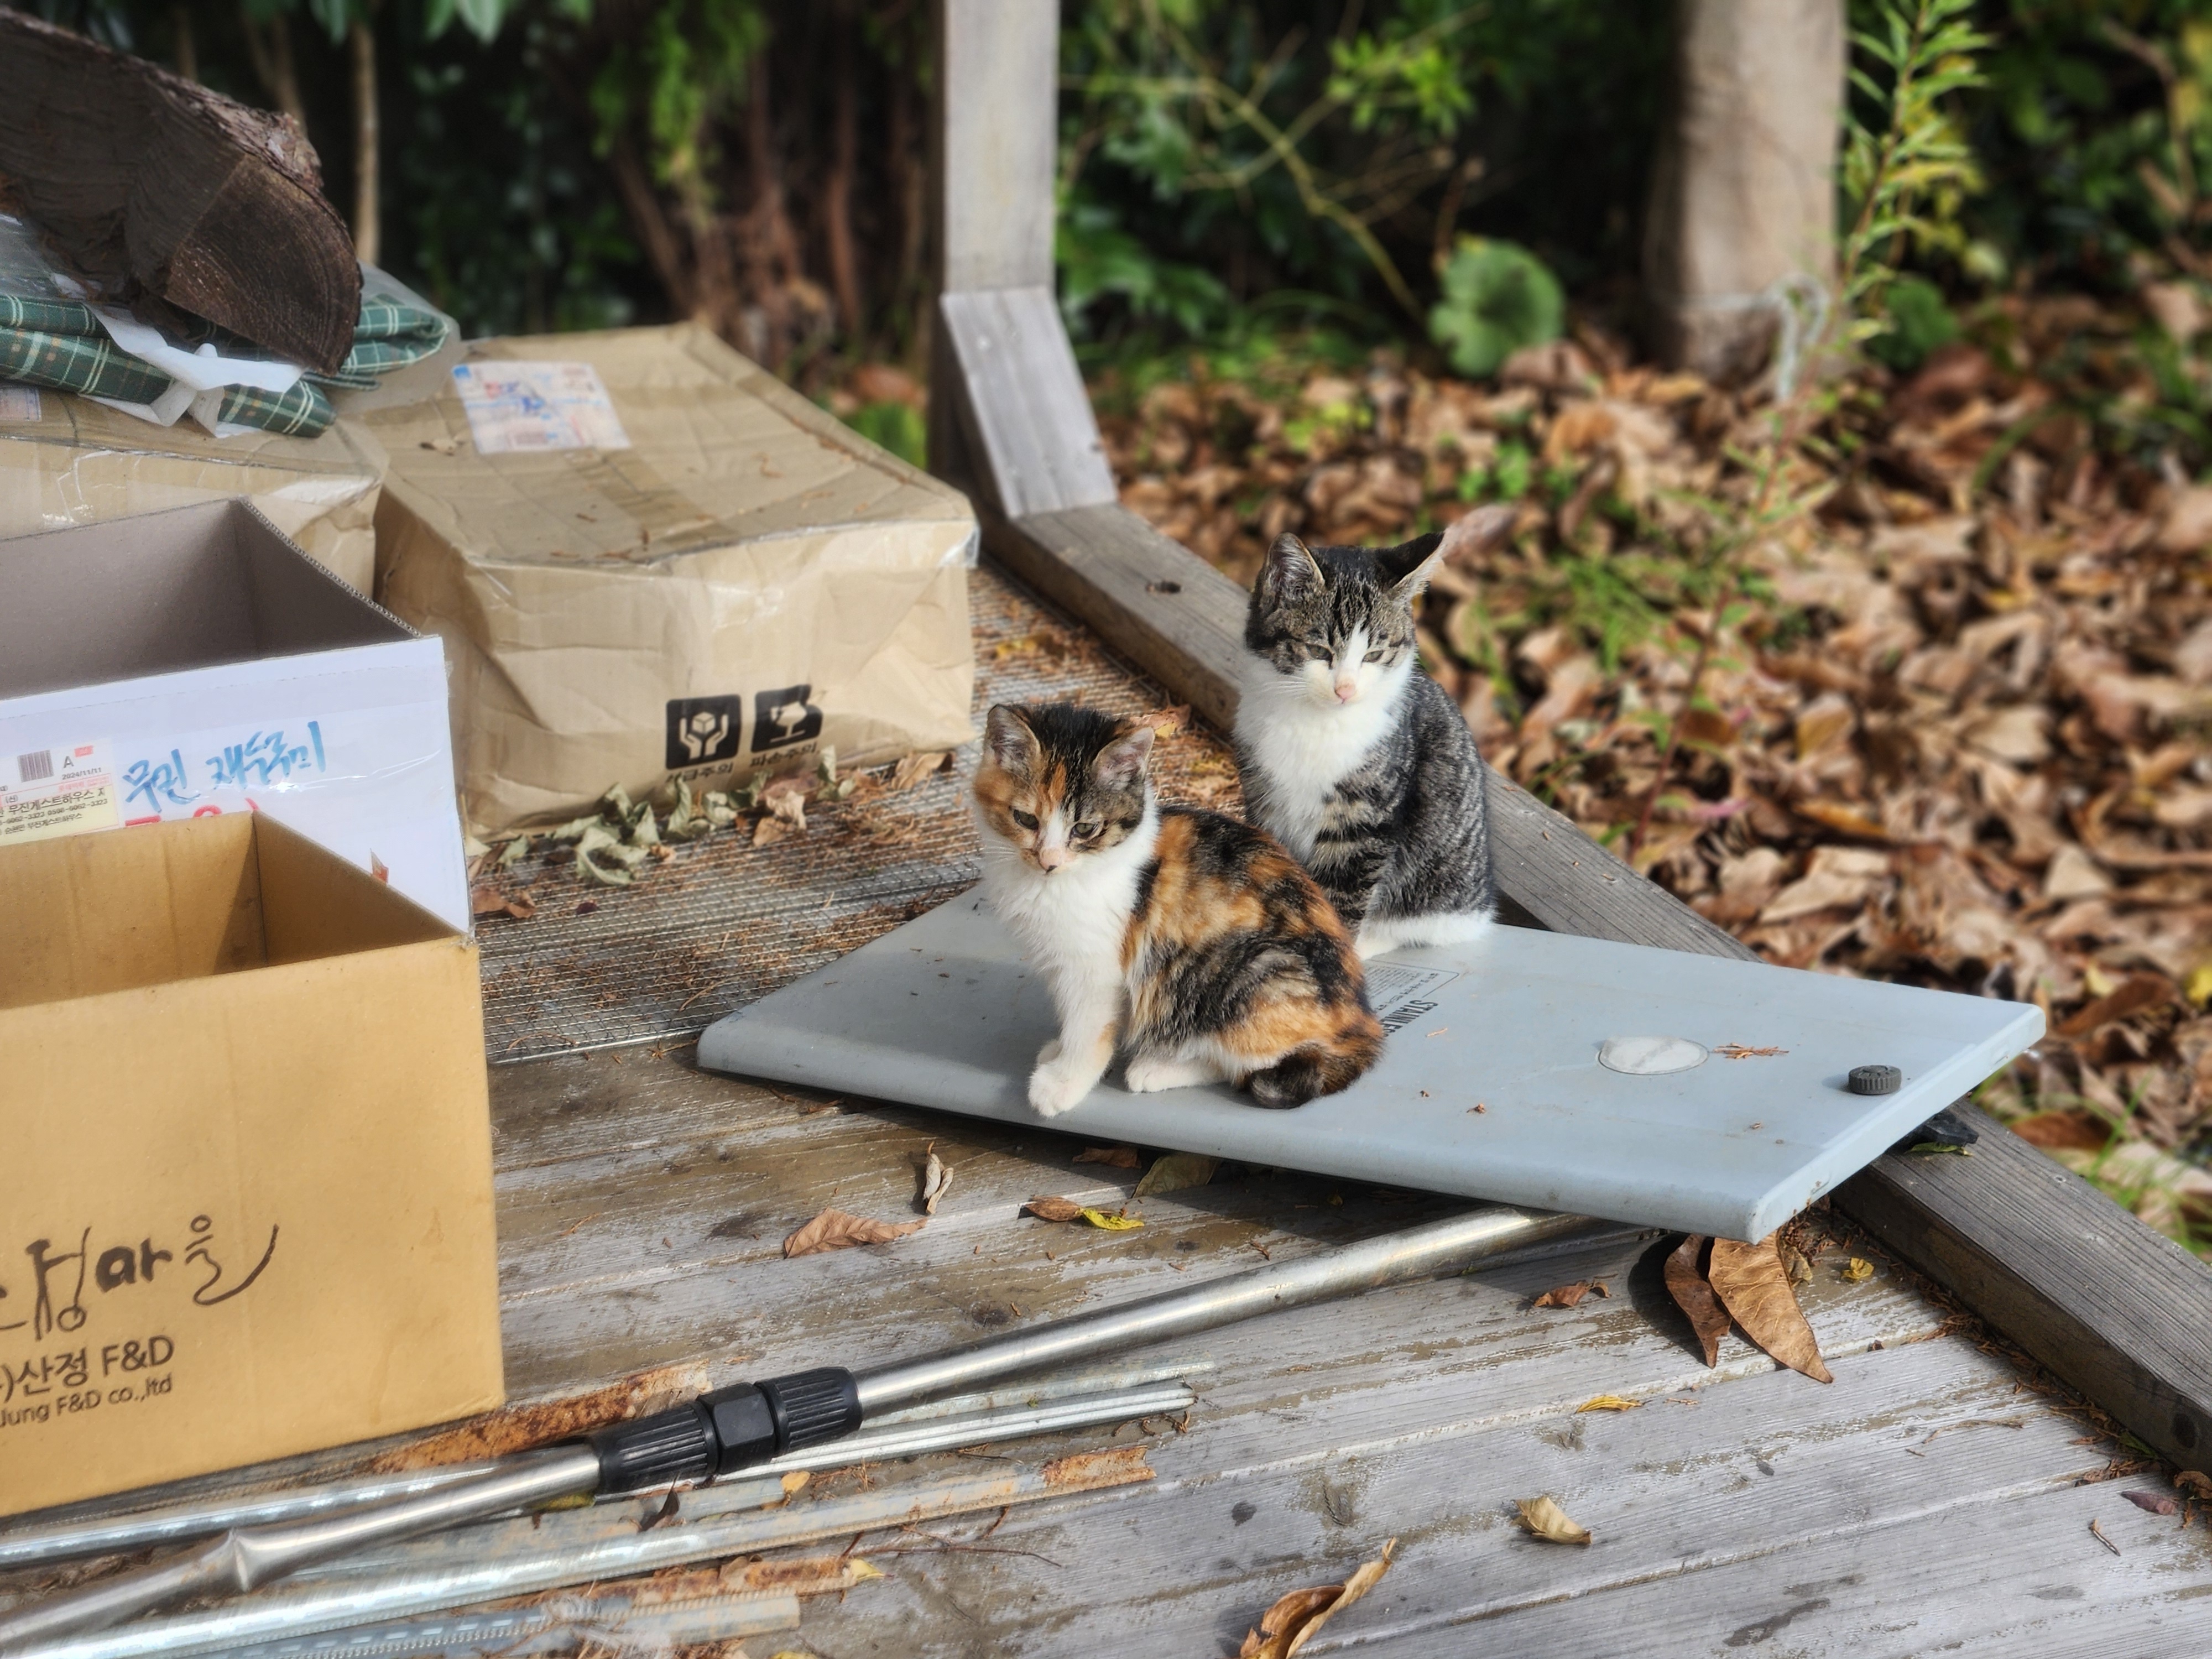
[1427, 236, 1564, 378]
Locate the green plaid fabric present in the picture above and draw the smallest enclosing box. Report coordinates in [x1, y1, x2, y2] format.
[0, 281, 444, 437]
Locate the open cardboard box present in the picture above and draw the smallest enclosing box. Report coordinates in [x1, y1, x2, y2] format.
[0, 498, 469, 932]
[0, 813, 503, 1520]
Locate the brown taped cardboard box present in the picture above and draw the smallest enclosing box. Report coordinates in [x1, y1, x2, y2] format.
[352, 324, 978, 837]
[0, 813, 503, 1519]
[0, 389, 386, 595]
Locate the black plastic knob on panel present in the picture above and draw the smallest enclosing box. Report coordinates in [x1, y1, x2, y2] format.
[759, 1367, 863, 1451]
[588, 1400, 717, 1494]
[1848, 1064, 1902, 1096]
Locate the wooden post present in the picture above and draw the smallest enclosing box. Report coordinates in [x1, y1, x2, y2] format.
[1644, 0, 1845, 383]
[928, 0, 1117, 517]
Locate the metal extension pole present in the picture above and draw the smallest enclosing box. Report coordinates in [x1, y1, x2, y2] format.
[0, 1203, 1594, 1654]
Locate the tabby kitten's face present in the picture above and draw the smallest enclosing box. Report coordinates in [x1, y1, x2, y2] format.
[1245, 532, 1443, 708]
[976, 703, 1155, 875]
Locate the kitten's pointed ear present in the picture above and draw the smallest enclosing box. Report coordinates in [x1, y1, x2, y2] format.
[983, 705, 1042, 775]
[1380, 530, 1446, 599]
[1260, 534, 1324, 603]
[1093, 721, 1156, 789]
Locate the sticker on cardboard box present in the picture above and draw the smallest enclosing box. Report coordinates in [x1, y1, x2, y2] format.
[451, 361, 631, 455]
[2, 740, 118, 843]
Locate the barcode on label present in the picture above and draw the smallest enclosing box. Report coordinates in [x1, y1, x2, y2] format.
[15, 749, 53, 783]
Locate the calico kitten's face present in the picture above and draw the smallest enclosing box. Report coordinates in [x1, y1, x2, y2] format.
[1244, 532, 1443, 708]
[975, 703, 1155, 875]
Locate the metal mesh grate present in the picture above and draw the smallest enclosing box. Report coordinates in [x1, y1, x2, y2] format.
[476, 564, 1243, 1061]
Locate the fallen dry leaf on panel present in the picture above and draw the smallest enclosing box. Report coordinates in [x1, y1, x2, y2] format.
[1714, 1043, 1788, 1060]
[1575, 1395, 1640, 1413]
[1532, 1279, 1610, 1308]
[2124, 1490, 2179, 1515]
[1074, 1145, 1144, 1168]
[1081, 1208, 1145, 1230]
[887, 750, 953, 791]
[1133, 1151, 1219, 1197]
[1238, 1539, 1396, 1659]
[2178, 1470, 2212, 1499]
[753, 815, 795, 848]
[1709, 1236, 1833, 1383]
[1024, 1196, 1085, 1222]
[917, 1145, 953, 1215]
[1665, 1235, 1731, 1367]
[782, 1208, 926, 1258]
[1841, 1257, 1875, 1282]
[1781, 1245, 1812, 1285]
[1514, 1496, 1592, 1545]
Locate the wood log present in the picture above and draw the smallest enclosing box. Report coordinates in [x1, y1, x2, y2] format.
[0, 12, 359, 372]
[1642, 0, 1844, 383]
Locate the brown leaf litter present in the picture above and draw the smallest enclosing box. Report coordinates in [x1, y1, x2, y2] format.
[1132, 1151, 1219, 1197]
[1663, 1234, 1733, 1368]
[1531, 1278, 1611, 1308]
[1073, 1145, 1144, 1168]
[782, 1208, 926, 1258]
[1708, 1235, 1834, 1383]
[1514, 1496, 1592, 1545]
[1098, 321, 2212, 1246]
[1238, 1537, 1395, 1658]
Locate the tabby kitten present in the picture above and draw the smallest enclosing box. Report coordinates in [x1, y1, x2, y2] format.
[1234, 511, 1500, 958]
[974, 702, 1383, 1117]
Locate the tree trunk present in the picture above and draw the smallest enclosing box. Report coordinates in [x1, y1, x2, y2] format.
[240, 3, 306, 128]
[825, 2, 864, 340]
[349, 15, 379, 267]
[1643, 0, 1845, 384]
[171, 3, 197, 81]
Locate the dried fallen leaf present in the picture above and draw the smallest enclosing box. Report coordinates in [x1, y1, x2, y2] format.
[1709, 1235, 1833, 1383]
[2090, 1517, 2121, 1556]
[780, 1470, 811, 1496]
[888, 750, 952, 791]
[1575, 1395, 1640, 1413]
[1781, 1245, 1812, 1285]
[1024, 1196, 1085, 1222]
[1665, 1234, 1731, 1367]
[1133, 1151, 1219, 1198]
[1841, 1257, 1875, 1282]
[1514, 1495, 1592, 1545]
[470, 885, 508, 917]
[1714, 1043, 1788, 1059]
[781, 1208, 926, 1258]
[1531, 1279, 1609, 1308]
[1238, 1539, 1395, 1659]
[2178, 1470, 2212, 1499]
[917, 1145, 953, 1215]
[1074, 1145, 1144, 1168]
[2124, 1490, 2179, 1515]
[1081, 1208, 1145, 1230]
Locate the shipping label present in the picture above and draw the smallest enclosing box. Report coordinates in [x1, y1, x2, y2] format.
[452, 360, 632, 455]
[1, 739, 117, 844]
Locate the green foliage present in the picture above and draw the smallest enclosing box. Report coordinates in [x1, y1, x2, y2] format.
[1057, 194, 1233, 340]
[587, 0, 768, 200]
[1840, 0, 1992, 346]
[1866, 273, 1962, 368]
[1426, 234, 1563, 377]
[841, 400, 926, 469]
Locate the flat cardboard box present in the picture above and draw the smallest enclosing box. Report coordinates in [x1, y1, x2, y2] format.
[0, 813, 503, 1519]
[0, 498, 471, 931]
[353, 323, 978, 836]
[0, 387, 387, 594]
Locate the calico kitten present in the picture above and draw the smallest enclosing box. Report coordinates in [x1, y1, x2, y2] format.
[974, 702, 1383, 1117]
[1234, 509, 1503, 958]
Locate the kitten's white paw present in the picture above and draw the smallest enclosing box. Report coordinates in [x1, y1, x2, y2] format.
[1125, 1053, 1220, 1093]
[1029, 1058, 1097, 1118]
[1036, 1038, 1063, 1066]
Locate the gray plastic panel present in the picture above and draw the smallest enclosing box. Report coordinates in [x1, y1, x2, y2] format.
[698, 894, 2043, 1241]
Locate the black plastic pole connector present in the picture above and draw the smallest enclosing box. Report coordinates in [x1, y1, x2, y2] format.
[586, 1366, 863, 1495]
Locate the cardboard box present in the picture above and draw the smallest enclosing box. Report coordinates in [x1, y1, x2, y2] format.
[0, 498, 471, 932]
[0, 813, 503, 1519]
[353, 323, 978, 836]
[0, 387, 387, 594]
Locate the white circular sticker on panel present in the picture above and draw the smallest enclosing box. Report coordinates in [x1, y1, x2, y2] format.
[1598, 1035, 1709, 1076]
